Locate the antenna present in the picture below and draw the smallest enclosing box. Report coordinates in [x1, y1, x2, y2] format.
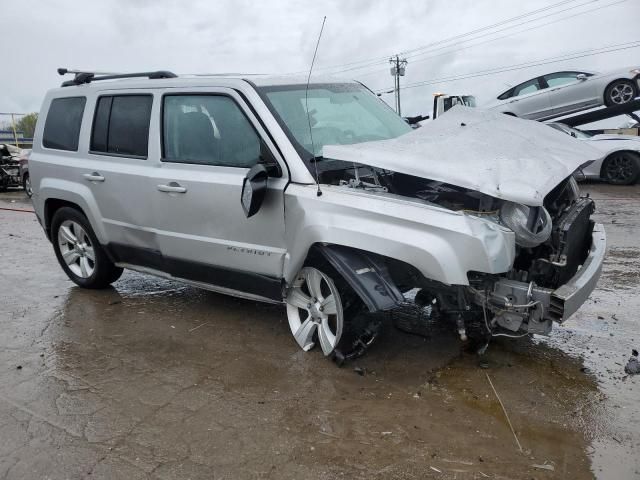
[305, 16, 326, 197]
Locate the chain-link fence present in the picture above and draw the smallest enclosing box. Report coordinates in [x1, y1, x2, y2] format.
[0, 112, 36, 149]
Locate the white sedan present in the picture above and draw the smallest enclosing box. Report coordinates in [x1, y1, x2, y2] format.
[549, 123, 640, 184]
[483, 67, 640, 121]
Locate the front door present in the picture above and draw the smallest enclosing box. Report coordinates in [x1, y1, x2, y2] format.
[147, 89, 288, 300]
[543, 72, 599, 116]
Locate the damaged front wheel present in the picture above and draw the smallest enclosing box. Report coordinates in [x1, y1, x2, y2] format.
[285, 265, 377, 363]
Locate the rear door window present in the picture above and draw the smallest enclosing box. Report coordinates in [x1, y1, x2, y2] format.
[90, 95, 152, 157]
[42, 97, 86, 151]
[513, 78, 543, 97]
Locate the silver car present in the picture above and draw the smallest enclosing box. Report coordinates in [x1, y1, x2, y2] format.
[29, 71, 606, 363]
[484, 67, 640, 120]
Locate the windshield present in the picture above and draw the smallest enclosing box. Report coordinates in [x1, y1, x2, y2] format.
[442, 95, 476, 112]
[461, 96, 476, 107]
[256, 83, 412, 163]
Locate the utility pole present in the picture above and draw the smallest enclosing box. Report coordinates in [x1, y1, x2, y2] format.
[10, 114, 18, 147]
[389, 55, 408, 115]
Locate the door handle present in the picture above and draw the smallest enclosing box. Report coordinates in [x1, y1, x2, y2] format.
[157, 182, 187, 193]
[83, 172, 105, 182]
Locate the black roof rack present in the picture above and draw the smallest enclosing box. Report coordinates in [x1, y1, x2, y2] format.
[58, 68, 177, 87]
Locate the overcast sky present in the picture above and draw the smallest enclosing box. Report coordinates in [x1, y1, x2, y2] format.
[1, 0, 638, 125]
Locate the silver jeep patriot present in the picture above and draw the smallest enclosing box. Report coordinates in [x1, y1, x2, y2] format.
[29, 69, 606, 362]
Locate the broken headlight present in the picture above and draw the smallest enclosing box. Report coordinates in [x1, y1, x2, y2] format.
[499, 202, 552, 248]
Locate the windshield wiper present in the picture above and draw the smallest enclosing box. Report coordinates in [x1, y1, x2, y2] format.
[309, 155, 324, 163]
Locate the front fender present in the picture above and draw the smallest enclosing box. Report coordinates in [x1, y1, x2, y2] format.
[284, 184, 515, 286]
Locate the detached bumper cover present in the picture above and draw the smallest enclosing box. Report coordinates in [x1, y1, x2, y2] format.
[549, 223, 606, 322]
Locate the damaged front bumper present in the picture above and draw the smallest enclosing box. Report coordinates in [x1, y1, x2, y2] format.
[473, 223, 606, 335]
[550, 222, 606, 321]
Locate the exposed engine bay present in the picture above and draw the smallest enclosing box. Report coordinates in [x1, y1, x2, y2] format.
[0, 144, 22, 191]
[318, 160, 597, 341]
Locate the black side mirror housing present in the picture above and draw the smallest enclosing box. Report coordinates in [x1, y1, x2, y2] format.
[241, 163, 269, 218]
[259, 141, 282, 177]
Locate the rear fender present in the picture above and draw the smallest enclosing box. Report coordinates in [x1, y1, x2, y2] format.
[40, 179, 106, 243]
[314, 244, 404, 312]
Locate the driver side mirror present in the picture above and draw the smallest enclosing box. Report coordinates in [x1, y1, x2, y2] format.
[576, 74, 588, 81]
[241, 163, 269, 218]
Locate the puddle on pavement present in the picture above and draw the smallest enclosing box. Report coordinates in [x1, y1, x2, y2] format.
[2, 185, 639, 479]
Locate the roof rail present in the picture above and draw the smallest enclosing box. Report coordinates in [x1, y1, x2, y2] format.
[57, 68, 177, 87]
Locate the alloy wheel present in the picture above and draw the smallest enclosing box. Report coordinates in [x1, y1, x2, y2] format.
[609, 82, 635, 105]
[57, 220, 96, 278]
[286, 267, 343, 355]
[604, 154, 636, 183]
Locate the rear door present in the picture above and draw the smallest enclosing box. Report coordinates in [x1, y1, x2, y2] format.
[504, 77, 552, 119]
[543, 72, 599, 116]
[146, 88, 288, 300]
[82, 91, 161, 253]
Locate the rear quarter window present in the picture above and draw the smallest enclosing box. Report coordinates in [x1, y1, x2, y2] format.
[42, 97, 86, 151]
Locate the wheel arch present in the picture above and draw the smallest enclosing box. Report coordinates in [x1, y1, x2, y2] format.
[39, 179, 107, 243]
[304, 243, 406, 312]
[44, 199, 88, 240]
[600, 150, 640, 178]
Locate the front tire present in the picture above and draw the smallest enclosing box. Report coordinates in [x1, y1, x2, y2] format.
[51, 207, 123, 288]
[604, 79, 637, 107]
[601, 152, 640, 185]
[285, 264, 376, 362]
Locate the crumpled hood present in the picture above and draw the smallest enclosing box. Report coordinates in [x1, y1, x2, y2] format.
[322, 107, 604, 206]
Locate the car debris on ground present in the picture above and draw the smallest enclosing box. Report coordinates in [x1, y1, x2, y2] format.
[624, 349, 639, 374]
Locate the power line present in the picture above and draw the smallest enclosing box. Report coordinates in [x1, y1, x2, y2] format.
[402, 0, 601, 61]
[375, 41, 640, 93]
[330, 0, 626, 78]
[378, 41, 640, 92]
[407, 0, 628, 61]
[400, 0, 591, 57]
[354, 0, 628, 82]
[286, 0, 587, 75]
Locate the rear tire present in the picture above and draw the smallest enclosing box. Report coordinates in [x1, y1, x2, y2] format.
[51, 207, 123, 288]
[601, 152, 640, 185]
[23, 173, 32, 198]
[604, 79, 637, 107]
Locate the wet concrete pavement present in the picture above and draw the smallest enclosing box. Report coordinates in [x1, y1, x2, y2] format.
[0, 184, 638, 479]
